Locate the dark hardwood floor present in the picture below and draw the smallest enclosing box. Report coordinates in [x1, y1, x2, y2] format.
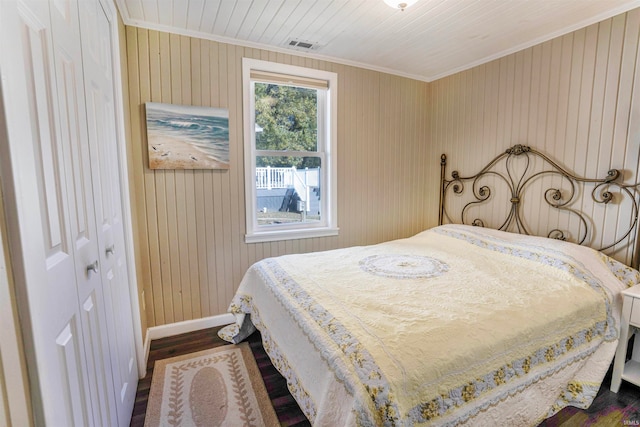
[130, 326, 640, 426]
[539, 363, 640, 426]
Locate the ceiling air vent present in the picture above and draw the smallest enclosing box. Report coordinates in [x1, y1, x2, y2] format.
[286, 39, 319, 51]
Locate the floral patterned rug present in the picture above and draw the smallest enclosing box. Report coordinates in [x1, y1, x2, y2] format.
[144, 342, 279, 427]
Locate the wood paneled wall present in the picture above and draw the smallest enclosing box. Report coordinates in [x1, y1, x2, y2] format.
[124, 28, 430, 327]
[428, 9, 640, 265]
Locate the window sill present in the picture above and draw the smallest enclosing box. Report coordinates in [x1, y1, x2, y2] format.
[245, 227, 339, 243]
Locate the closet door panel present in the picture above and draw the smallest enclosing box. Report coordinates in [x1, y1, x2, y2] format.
[55, 320, 90, 426]
[21, 6, 69, 264]
[79, 0, 139, 424]
[81, 292, 113, 426]
[9, 1, 92, 425]
[105, 256, 137, 407]
[57, 54, 91, 248]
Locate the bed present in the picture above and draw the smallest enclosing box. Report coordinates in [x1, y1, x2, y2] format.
[220, 145, 640, 426]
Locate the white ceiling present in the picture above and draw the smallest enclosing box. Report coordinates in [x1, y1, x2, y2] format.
[116, 0, 640, 82]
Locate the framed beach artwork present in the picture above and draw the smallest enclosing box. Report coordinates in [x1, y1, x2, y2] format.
[145, 102, 230, 169]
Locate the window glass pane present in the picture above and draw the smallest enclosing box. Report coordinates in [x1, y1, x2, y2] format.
[254, 82, 318, 152]
[255, 156, 322, 225]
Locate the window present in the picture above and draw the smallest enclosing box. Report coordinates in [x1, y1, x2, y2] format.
[243, 58, 338, 243]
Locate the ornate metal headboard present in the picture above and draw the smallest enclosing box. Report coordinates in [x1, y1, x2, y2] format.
[439, 144, 640, 266]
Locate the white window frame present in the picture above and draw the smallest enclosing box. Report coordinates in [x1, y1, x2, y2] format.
[243, 58, 338, 243]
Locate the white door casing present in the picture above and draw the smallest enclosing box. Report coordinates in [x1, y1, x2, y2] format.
[0, 84, 33, 427]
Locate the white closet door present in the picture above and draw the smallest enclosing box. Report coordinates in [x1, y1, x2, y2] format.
[1, 0, 138, 425]
[78, 0, 139, 424]
[0, 2, 90, 425]
[1, 0, 115, 425]
[49, 0, 120, 425]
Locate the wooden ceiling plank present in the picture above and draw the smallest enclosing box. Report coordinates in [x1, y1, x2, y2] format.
[199, 0, 221, 33]
[223, 0, 254, 38]
[233, 0, 270, 40]
[125, 0, 145, 20]
[257, 0, 301, 44]
[171, 0, 189, 29]
[246, 0, 286, 42]
[211, 1, 237, 35]
[156, 0, 173, 26]
[185, 0, 206, 31]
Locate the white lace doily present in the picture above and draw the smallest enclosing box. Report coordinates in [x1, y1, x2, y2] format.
[359, 254, 449, 279]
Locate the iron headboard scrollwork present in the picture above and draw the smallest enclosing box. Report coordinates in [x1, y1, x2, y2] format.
[439, 144, 640, 266]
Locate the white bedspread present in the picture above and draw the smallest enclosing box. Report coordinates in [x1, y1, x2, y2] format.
[220, 224, 638, 426]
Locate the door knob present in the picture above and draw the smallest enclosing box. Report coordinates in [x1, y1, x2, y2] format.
[86, 260, 99, 275]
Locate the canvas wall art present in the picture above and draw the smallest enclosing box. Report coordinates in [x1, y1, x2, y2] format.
[145, 102, 230, 169]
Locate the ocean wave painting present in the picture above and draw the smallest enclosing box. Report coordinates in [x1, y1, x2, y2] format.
[145, 102, 230, 169]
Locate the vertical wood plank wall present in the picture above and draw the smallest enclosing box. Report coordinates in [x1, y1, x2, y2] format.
[124, 29, 431, 328]
[428, 9, 640, 265]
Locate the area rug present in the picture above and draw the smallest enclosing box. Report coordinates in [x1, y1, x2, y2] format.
[144, 343, 280, 427]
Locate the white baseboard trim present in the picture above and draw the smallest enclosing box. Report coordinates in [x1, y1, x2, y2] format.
[141, 313, 235, 374]
[141, 332, 151, 379]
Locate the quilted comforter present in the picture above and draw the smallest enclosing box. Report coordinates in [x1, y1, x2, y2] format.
[220, 224, 637, 426]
